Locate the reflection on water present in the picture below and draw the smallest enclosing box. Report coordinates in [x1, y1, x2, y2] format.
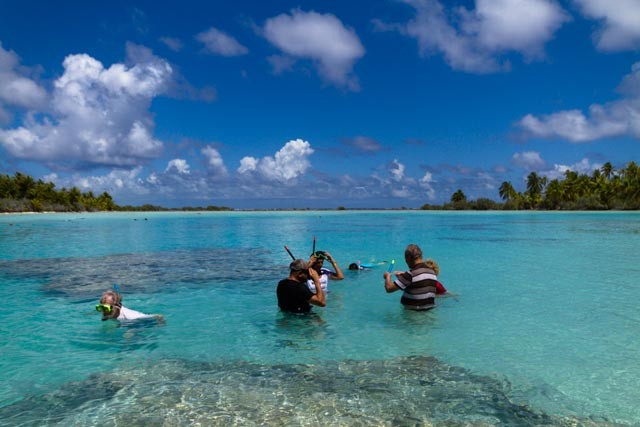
[0, 356, 618, 427]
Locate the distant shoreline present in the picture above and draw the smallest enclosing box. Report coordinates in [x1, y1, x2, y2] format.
[2, 209, 638, 215]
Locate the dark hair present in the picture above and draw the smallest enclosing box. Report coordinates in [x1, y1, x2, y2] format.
[348, 263, 359, 270]
[405, 244, 422, 260]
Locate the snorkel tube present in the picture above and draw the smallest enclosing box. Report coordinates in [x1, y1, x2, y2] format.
[387, 259, 396, 273]
[284, 245, 296, 260]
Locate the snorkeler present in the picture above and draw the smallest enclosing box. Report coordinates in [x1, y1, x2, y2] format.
[96, 289, 164, 322]
[306, 250, 344, 294]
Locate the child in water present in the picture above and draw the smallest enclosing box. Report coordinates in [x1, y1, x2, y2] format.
[425, 258, 448, 295]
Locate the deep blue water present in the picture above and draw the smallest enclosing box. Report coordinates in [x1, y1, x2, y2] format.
[0, 211, 638, 426]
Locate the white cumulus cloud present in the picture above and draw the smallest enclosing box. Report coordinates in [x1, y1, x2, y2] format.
[0, 43, 172, 166]
[389, 159, 405, 181]
[202, 145, 228, 177]
[419, 171, 436, 200]
[166, 159, 191, 174]
[574, 0, 640, 52]
[196, 27, 249, 56]
[45, 167, 150, 196]
[381, 0, 569, 73]
[238, 138, 314, 182]
[542, 157, 601, 180]
[263, 10, 365, 90]
[0, 42, 47, 112]
[518, 62, 640, 142]
[512, 151, 546, 169]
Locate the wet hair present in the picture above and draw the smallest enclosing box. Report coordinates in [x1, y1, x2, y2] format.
[425, 258, 440, 275]
[404, 244, 423, 261]
[100, 290, 122, 307]
[289, 259, 309, 272]
[348, 263, 360, 270]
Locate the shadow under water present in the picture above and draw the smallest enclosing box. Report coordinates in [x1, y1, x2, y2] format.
[0, 355, 623, 427]
[0, 248, 280, 299]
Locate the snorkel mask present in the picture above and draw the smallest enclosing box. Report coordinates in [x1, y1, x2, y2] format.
[97, 284, 122, 319]
[313, 250, 328, 260]
[95, 303, 114, 314]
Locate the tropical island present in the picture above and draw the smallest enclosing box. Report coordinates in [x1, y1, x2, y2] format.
[1, 161, 639, 213]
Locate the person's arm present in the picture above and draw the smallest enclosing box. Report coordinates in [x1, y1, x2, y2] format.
[384, 272, 400, 293]
[324, 252, 344, 280]
[307, 268, 326, 307]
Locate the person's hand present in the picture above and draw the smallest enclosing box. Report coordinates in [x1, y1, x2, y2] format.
[324, 251, 333, 262]
[309, 254, 318, 263]
[308, 268, 320, 282]
[384, 272, 391, 280]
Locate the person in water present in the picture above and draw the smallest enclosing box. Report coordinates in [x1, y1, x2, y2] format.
[424, 258, 447, 295]
[348, 261, 374, 270]
[96, 290, 164, 322]
[383, 244, 439, 310]
[306, 250, 344, 294]
[277, 259, 326, 313]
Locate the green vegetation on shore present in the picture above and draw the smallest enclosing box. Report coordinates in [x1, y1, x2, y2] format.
[2, 161, 639, 212]
[0, 172, 231, 213]
[422, 161, 640, 211]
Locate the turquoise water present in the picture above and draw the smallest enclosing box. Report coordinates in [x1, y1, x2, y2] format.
[0, 211, 638, 426]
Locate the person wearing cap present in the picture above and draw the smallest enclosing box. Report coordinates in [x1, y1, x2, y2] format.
[277, 259, 326, 313]
[383, 244, 439, 311]
[306, 250, 344, 295]
[96, 290, 164, 322]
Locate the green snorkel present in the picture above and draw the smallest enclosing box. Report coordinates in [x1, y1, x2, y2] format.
[387, 259, 395, 273]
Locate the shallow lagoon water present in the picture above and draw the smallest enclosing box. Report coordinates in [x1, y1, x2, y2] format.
[0, 211, 638, 426]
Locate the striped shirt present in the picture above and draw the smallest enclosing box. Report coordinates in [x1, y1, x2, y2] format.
[394, 262, 438, 310]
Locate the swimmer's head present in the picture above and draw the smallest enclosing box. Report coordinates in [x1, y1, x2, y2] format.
[97, 290, 122, 320]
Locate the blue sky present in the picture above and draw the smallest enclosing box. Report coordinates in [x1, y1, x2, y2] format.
[0, 0, 638, 208]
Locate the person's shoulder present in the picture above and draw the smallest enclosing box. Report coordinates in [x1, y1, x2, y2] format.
[118, 306, 152, 320]
[412, 263, 435, 273]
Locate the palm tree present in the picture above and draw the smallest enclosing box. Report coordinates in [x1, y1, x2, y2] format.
[562, 170, 579, 202]
[526, 172, 547, 208]
[451, 189, 467, 203]
[499, 181, 517, 201]
[543, 179, 564, 209]
[621, 161, 640, 208]
[601, 162, 615, 180]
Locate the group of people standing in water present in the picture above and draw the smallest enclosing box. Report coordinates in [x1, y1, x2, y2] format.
[277, 243, 447, 314]
[96, 243, 446, 322]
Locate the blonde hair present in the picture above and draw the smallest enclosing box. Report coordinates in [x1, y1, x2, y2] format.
[425, 258, 440, 275]
[100, 290, 122, 305]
